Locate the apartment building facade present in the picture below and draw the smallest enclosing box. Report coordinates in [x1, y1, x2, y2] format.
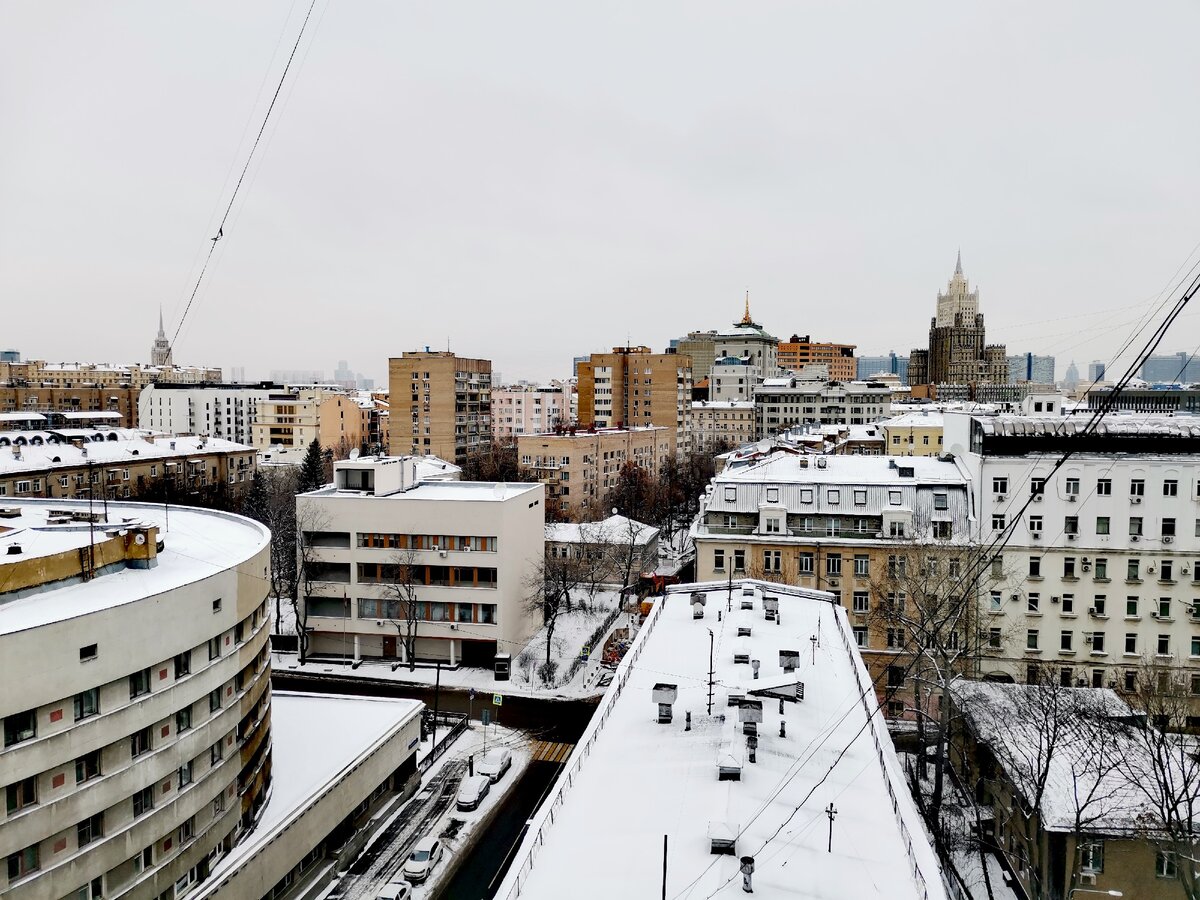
[0, 500, 272, 900]
[946, 413, 1200, 721]
[517, 426, 674, 520]
[388, 352, 492, 464]
[575, 347, 692, 452]
[778, 335, 857, 381]
[250, 388, 369, 454]
[881, 411, 945, 457]
[297, 456, 543, 666]
[692, 453, 974, 718]
[138, 383, 282, 445]
[492, 382, 571, 441]
[753, 378, 893, 437]
[690, 400, 755, 454]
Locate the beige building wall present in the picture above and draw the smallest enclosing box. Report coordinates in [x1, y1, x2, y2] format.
[576, 348, 692, 455]
[252, 390, 368, 454]
[690, 401, 755, 453]
[388, 353, 491, 464]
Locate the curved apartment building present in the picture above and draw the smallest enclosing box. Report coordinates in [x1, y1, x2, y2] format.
[0, 500, 272, 900]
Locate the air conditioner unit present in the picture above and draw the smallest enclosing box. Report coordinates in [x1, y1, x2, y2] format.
[1081, 563, 1091, 572]
[1080, 873, 1096, 886]
[1084, 634, 1094, 643]
[439, 550, 448, 558]
[996, 494, 1007, 502]
[1146, 564, 1156, 574]
[1067, 533, 1077, 540]
[1011, 593, 1021, 602]
[1032, 532, 1043, 540]
[1131, 535, 1140, 542]
[1088, 607, 1097, 616]
[1163, 536, 1174, 544]
[1032, 494, 1042, 503]
[1068, 495, 1077, 503]
[1182, 564, 1191, 575]
[1151, 611, 1159, 618]
[1107, 680, 1118, 690]
[1131, 497, 1142, 505]
[1050, 596, 1060, 604]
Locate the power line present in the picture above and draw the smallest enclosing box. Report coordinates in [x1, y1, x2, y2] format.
[169, 0, 322, 354]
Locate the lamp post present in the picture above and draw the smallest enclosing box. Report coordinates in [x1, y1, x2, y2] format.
[707, 628, 715, 715]
[1067, 890, 1122, 899]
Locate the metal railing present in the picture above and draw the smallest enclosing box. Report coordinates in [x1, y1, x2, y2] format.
[419, 712, 468, 774]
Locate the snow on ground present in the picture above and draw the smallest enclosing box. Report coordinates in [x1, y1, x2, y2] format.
[273, 598, 297, 636]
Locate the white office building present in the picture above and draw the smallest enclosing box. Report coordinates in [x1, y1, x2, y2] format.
[138, 384, 282, 445]
[753, 378, 893, 437]
[297, 456, 544, 667]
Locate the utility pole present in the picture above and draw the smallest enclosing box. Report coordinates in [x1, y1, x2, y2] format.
[810, 634, 818, 665]
[661, 834, 668, 900]
[707, 628, 715, 715]
[825, 803, 837, 853]
[432, 660, 442, 747]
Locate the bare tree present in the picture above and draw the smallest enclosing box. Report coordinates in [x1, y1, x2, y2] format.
[382, 550, 423, 671]
[524, 546, 583, 668]
[294, 504, 331, 664]
[257, 469, 299, 629]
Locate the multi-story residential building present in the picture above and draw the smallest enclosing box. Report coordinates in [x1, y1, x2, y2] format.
[668, 330, 717, 382]
[690, 400, 755, 454]
[692, 452, 973, 718]
[297, 456, 543, 666]
[0, 358, 221, 391]
[0, 430, 256, 502]
[0, 384, 140, 426]
[708, 356, 756, 401]
[387, 351, 492, 464]
[0, 500, 272, 899]
[881, 410, 945, 457]
[1007, 352, 1056, 384]
[1140, 351, 1200, 384]
[492, 382, 571, 441]
[753, 377, 893, 437]
[544, 515, 660, 585]
[518, 426, 674, 520]
[857, 351, 909, 384]
[908, 253, 1008, 389]
[778, 334, 857, 381]
[250, 387, 369, 454]
[138, 382, 282, 445]
[946, 412, 1200, 721]
[575, 347, 692, 452]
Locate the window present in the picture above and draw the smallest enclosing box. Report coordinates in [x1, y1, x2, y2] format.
[179, 816, 196, 843]
[1125, 633, 1137, 654]
[1130, 517, 1143, 536]
[1161, 561, 1174, 582]
[1028, 593, 1040, 613]
[1065, 477, 1080, 496]
[1062, 594, 1075, 614]
[797, 552, 813, 575]
[1091, 632, 1105, 653]
[766, 487, 779, 503]
[133, 786, 155, 817]
[990, 591, 1002, 612]
[211, 740, 224, 765]
[1096, 516, 1110, 535]
[889, 521, 906, 538]
[1157, 850, 1178, 879]
[1028, 515, 1043, 535]
[76, 750, 101, 784]
[827, 489, 840, 504]
[1063, 557, 1076, 578]
[852, 627, 867, 647]
[6, 844, 39, 881]
[992, 514, 1006, 531]
[764, 517, 781, 534]
[826, 554, 842, 576]
[212, 597, 222, 613]
[854, 555, 870, 576]
[213, 792, 226, 816]
[888, 490, 902, 505]
[174, 651, 191, 678]
[1193, 636, 1200, 657]
[733, 550, 745, 572]
[800, 488, 813, 504]
[176, 706, 192, 733]
[933, 492, 948, 510]
[79, 643, 98, 661]
[1164, 479, 1179, 497]
[887, 628, 901, 649]
[993, 477, 1008, 494]
[1029, 556, 1041, 577]
[888, 555, 907, 578]
[6, 777, 36, 815]
[1064, 516, 1078, 535]
[988, 628, 1002, 649]
[1130, 479, 1145, 497]
[4, 710, 36, 747]
[77, 812, 104, 847]
[887, 665, 904, 687]
[1158, 634, 1170, 656]
[74, 688, 100, 721]
[131, 727, 152, 758]
[1162, 517, 1176, 537]
[1080, 840, 1104, 873]
[1097, 478, 1112, 495]
[713, 549, 725, 572]
[209, 687, 222, 712]
[178, 761, 193, 788]
[1060, 631, 1073, 651]
[763, 550, 781, 573]
[1126, 597, 1139, 618]
[852, 592, 869, 613]
[1128, 559, 1140, 581]
[130, 668, 151, 699]
[854, 489, 867, 505]
[991, 556, 1004, 578]
[1095, 558, 1108, 580]
[1030, 478, 1046, 497]
[1026, 629, 1039, 650]
[208, 636, 222, 660]
[1093, 595, 1107, 616]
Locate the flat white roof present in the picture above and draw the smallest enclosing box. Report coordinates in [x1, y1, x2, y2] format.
[0, 435, 251, 476]
[0, 500, 270, 635]
[199, 692, 423, 894]
[498, 579, 944, 900]
[715, 451, 966, 486]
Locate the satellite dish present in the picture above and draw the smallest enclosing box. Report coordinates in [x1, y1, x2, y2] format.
[349, 448, 360, 460]
[757, 439, 771, 453]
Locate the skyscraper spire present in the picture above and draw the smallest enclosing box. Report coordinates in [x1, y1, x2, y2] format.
[741, 290, 752, 325]
[151, 306, 173, 367]
[157, 304, 166, 339]
[954, 249, 963, 276]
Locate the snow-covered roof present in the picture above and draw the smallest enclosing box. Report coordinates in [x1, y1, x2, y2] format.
[692, 400, 755, 410]
[495, 579, 945, 900]
[545, 514, 659, 546]
[402, 480, 538, 501]
[0, 500, 269, 634]
[976, 414, 1200, 439]
[714, 451, 965, 488]
[197, 692, 422, 895]
[949, 680, 1161, 835]
[883, 411, 946, 429]
[0, 434, 252, 476]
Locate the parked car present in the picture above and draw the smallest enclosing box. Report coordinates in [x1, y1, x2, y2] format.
[403, 837, 444, 883]
[376, 883, 412, 900]
[456, 774, 492, 811]
[478, 747, 513, 783]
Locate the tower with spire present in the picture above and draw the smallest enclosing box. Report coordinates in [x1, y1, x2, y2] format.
[151, 307, 173, 367]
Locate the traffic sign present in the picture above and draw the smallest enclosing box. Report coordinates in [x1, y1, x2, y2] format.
[493, 693, 503, 706]
[468, 688, 476, 701]
[482, 709, 491, 726]
[580, 645, 591, 660]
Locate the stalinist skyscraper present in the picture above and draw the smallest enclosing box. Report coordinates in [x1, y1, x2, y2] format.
[150, 308, 173, 367]
[908, 253, 1007, 389]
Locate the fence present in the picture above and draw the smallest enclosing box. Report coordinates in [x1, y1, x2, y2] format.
[493, 592, 668, 900]
[418, 712, 468, 774]
[558, 602, 625, 686]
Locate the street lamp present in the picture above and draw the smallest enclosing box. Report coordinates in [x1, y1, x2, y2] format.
[1067, 890, 1122, 899]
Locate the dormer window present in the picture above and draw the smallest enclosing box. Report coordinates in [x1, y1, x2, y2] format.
[827, 489, 840, 504]
[800, 488, 813, 504]
[724, 487, 736, 502]
[854, 489, 867, 505]
[766, 487, 779, 503]
[889, 490, 902, 506]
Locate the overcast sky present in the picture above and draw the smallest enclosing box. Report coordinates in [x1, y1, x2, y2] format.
[3, 1, 1199, 385]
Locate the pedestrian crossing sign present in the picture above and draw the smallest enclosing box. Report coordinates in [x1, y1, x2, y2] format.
[493, 693, 503, 706]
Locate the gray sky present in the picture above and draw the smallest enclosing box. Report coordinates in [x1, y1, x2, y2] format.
[3, 1, 1199, 385]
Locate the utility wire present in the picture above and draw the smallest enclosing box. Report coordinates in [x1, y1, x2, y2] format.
[169, 0, 322, 354]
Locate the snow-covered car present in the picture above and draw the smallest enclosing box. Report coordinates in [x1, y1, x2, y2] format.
[376, 883, 412, 900]
[403, 837, 444, 883]
[456, 774, 491, 811]
[477, 747, 513, 783]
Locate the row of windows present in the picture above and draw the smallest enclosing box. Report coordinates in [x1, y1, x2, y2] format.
[1015, 627, 1200, 659]
[352, 599, 497, 623]
[1018, 554, 1196, 582]
[713, 549, 952, 579]
[994, 475, 1196, 498]
[990, 590, 1200, 619]
[994, 513, 1197, 539]
[354, 563, 498, 588]
[356, 533, 497, 552]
